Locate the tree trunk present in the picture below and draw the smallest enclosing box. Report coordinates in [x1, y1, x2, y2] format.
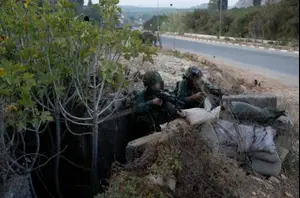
[55, 101, 63, 198]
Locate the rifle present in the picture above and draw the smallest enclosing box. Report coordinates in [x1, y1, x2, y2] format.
[154, 90, 186, 111]
[208, 87, 229, 98]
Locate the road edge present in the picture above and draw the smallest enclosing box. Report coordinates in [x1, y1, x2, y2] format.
[162, 34, 299, 55]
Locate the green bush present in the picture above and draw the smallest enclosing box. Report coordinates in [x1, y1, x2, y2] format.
[0, 0, 156, 195]
[155, 0, 299, 41]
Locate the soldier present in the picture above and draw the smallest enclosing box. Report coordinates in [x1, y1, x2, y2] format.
[133, 71, 183, 136]
[176, 66, 207, 109]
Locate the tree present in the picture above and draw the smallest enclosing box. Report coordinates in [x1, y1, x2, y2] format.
[208, 0, 219, 10]
[0, 0, 156, 197]
[143, 15, 168, 32]
[88, 0, 92, 7]
[253, 0, 262, 6]
[217, 0, 228, 10]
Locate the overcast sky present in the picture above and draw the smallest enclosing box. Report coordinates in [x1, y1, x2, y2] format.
[87, 0, 238, 8]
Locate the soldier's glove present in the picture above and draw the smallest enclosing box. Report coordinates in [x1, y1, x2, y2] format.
[189, 92, 204, 101]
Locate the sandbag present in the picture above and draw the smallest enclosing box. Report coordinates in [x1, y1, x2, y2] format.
[199, 122, 219, 153]
[213, 120, 277, 154]
[229, 101, 285, 124]
[251, 157, 281, 176]
[204, 97, 213, 111]
[183, 106, 221, 125]
[249, 151, 281, 163]
[212, 120, 282, 176]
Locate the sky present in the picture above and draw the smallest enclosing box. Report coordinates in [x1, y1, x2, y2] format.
[87, 0, 239, 8]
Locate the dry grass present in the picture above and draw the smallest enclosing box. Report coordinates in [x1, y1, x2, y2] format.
[97, 126, 252, 198]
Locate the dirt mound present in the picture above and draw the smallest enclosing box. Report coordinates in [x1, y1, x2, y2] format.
[96, 125, 252, 198]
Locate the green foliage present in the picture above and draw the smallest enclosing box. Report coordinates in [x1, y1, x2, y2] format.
[0, 0, 156, 178]
[95, 172, 170, 198]
[171, 0, 299, 41]
[143, 15, 168, 32]
[150, 146, 181, 178]
[208, 0, 228, 11]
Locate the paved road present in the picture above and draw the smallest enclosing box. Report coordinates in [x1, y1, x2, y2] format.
[161, 36, 299, 82]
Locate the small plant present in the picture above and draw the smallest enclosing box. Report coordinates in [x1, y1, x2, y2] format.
[150, 145, 182, 178]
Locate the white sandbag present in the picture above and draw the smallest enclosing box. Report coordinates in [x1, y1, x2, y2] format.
[204, 97, 213, 111]
[183, 106, 221, 125]
[213, 120, 277, 153]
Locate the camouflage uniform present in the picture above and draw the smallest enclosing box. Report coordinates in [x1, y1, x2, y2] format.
[133, 71, 177, 136]
[177, 66, 217, 109]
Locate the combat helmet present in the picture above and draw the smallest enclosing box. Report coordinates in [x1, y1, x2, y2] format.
[143, 70, 164, 89]
[183, 66, 203, 79]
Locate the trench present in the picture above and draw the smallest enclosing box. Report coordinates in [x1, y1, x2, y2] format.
[28, 109, 142, 198]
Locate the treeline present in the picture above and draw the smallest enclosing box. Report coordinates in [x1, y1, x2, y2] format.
[143, 15, 168, 32]
[183, 0, 299, 41]
[144, 0, 299, 41]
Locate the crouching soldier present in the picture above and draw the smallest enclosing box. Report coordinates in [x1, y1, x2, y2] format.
[177, 66, 223, 109]
[133, 71, 184, 137]
[176, 66, 207, 109]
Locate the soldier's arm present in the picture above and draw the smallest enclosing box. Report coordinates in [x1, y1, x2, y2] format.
[177, 80, 190, 102]
[135, 91, 153, 113]
[178, 80, 199, 102]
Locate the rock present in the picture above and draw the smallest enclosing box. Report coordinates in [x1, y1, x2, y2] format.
[285, 192, 294, 197]
[126, 119, 189, 162]
[281, 174, 288, 180]
[276, 146, 289, 162]
[0, 175, 31, 198]
[252, 192, 257, 196]
[126, 132, 164, 162]
[275, 136, 290, 150]
[221, 94, 277, 109]
[273, 116, 294, 136]
[216, 72, 224, 80]
[166, 177, 176, 191]
[197, 56, 204, 62]
[250, 175, 264, 183]
[146, 174, 176, 191]
[147, 175, 164, 186]
[268, 176, 280, 184]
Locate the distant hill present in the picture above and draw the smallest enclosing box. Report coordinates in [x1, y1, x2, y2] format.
[190, 3, 209, 9]
[119, 4, 209, 22]
[120, 5, 176, 13]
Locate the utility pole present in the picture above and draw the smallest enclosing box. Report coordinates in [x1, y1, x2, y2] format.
[157, 0, 160, 32]
[157, 0, 162, 48]
[218, 0, 223, 39]
[170, 4, 176, 50]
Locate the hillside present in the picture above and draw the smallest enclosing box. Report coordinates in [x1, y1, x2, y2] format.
[119, 5, 208, 22]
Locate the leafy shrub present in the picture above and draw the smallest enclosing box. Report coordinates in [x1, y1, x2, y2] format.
[0, 0, 156, 195]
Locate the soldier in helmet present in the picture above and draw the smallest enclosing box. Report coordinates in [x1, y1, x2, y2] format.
[176, 66, 207, 109]
[133, 70, 183, 136]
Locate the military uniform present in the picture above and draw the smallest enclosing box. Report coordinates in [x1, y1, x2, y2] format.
[177, 66, 218, 109]
[133, 71, 177, 137]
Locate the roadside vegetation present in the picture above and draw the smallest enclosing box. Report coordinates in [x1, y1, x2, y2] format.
[144, 0, 299, 42]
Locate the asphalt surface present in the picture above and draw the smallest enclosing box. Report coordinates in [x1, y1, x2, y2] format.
[161, 36, 299, 78]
